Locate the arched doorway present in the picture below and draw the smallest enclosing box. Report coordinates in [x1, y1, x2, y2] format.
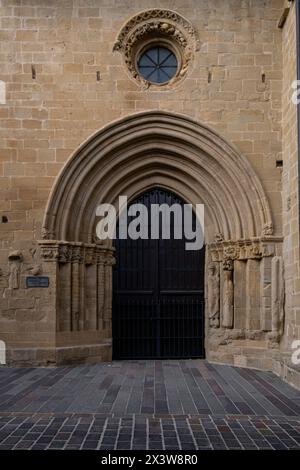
[39, 111, 280, 368]
[112, 188, 205, 360]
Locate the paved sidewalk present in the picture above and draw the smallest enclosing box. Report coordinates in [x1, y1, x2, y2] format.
[0, 360, 300, 450]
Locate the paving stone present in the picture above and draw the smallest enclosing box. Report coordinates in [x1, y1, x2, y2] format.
[0, 361, 299, 449]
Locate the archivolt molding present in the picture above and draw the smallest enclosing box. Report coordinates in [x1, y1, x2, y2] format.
[42, 111, 274, 247]
[113, 9, 199, 87]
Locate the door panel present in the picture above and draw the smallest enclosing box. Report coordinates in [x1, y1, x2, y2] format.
[113, 188, 205, 359]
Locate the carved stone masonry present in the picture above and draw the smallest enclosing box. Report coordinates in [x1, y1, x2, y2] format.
[209, 237, 282, 263]
[38, 241, 113, 266]
[39, 240, 116, 334]
[113, 9, 199, 87]
[41, 227, 56, 240]
[8, 250, 23, 289]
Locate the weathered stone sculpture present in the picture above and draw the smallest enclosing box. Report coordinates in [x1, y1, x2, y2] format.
[8, 251, 23, 290]
[208, 262, 220, 328]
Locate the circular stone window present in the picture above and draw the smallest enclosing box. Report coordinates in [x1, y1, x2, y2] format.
[137, 46, 178, 84]
[113, 9, 199, 88]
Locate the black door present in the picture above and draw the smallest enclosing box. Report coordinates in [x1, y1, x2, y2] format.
[113, 188, 205, 359]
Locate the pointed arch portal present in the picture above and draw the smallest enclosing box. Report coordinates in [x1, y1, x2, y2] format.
[43, 111, 273, 243]
[39, 111, 282, 366]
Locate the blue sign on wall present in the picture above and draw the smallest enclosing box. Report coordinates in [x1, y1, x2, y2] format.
[26, 276, 49, 288]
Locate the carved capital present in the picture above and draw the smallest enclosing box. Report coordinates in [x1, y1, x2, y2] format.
[223, 259, 234, 271]
[208, 237, 282, 262]
[262, 222, 274, 236]
[40, 245, 60, 262]
[224, 245, 239, 260]
[215, 233, 224, 243]
[38, 241, 112, 265]
[41, 227, 55, 240]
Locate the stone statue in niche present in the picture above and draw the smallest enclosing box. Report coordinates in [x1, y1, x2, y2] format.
[222, 263, 234, 329]
[8, 251, 23, 289]
[208, 262, 220, 328]
[269, 256, 285, 344]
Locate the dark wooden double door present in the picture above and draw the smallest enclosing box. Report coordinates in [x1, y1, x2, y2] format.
[113, 188, 205, 359]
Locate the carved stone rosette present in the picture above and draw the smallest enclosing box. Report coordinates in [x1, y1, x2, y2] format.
[113, 9, 199, 87]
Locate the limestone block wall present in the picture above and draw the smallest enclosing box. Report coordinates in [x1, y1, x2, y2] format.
[277, 0, 300, 389]
[0, 0, 294, 376]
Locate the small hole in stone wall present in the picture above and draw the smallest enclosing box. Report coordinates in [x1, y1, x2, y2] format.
[96, 71, 101, 81]
[208, 70, 212, 83]
[276, 160, 283, 168]
[31, 65, 36, 80]
[1, 216, 8, 223]
[262, 73, 266, 83]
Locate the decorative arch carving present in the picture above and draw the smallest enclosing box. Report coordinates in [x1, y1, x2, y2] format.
[39, 111, 285, 365]
[42, 111, 273, 245]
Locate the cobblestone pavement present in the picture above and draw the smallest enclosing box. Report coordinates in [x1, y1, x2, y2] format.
[0, 360, 300, 450]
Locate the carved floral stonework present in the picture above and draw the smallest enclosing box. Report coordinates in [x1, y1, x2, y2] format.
[113, 9, 199, 87]
[223, 258, 234, 271]
[214, 233, 224, 243]
[263, 222, 274, 236]
[209, 237, 282, 263]
[41, 227, 55, 240]
[39, 241, 115, 266]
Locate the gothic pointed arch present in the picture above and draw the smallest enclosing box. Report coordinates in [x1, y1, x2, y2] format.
[42, 111, 274, 245]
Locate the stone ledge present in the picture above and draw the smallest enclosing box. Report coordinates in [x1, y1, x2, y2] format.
[3, 343, 112, 367]
[273, 356, 300, 390]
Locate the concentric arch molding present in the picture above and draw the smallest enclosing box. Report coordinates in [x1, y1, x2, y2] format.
[41, 110, 274, 245]
[113, 9, 200, 88]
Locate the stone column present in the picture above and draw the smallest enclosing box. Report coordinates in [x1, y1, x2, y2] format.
[58, 262, 72, 331]
[97, 257, 105, 330]
[222, 260, 234, 329]
[207, 262, 220, 328]
[85, 262, 97, 330]
[79, 261, 85, 331]
[260, 257, 272, 332]
[103, 251, 115, 330]
[71, 246, 83, 332]
[233, 260, 247, 330]
[271, 256, 284, 336]
[38, 242, 62, 354]
[246, 259, 261, 331]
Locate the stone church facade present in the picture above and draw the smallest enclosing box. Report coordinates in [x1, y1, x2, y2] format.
[0, 0, 300, 389]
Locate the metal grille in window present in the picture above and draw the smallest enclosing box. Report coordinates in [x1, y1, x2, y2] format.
[138, 46, 178, 84]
